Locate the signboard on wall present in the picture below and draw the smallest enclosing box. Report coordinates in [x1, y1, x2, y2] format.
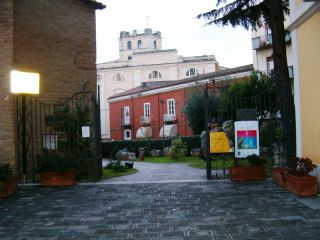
[234, 121, 259, 158]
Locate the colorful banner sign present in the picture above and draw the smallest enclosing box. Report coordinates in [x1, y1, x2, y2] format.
[234, 121, 259, 158]
[237, 130, 257, 149]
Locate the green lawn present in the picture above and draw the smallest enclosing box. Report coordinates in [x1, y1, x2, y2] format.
[102, 168, 137, 179]
[143, 156, 234, 169]
[102, 155, 273, 177]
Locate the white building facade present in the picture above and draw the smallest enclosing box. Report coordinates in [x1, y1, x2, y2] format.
[97, 28, 221, 140]
[251, 18, 293, 78]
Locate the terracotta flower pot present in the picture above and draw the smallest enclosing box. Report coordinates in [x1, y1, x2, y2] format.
[40, 171, 76, 187]
[285, 173, 317, 196]
[0, 176, 18, 198]
[272, 167, 288, 187]
[230, 166, 265, 182]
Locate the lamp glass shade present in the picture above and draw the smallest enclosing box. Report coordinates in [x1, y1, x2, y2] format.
[10, 70, 40, 94]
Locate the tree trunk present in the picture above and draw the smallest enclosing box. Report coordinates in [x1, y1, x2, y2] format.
[268, 0, 296, 165]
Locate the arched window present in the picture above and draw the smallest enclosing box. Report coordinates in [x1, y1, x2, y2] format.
[113, 73, 125, 82]
[127, 41, 132, 50]
[138, 40, 142, 49]
[153, 40, 157, 49]
[124, 129, 131, 140]
[148, 71, 162, 79]
[186, 68, 199, 77]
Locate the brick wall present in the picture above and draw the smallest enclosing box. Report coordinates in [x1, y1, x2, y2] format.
[0, 0, 100, 173]
[13, 0, 98, 102]
[0, 0, 16, 169]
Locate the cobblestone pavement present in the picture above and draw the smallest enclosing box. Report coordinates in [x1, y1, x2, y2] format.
[1, 180, 320, 239]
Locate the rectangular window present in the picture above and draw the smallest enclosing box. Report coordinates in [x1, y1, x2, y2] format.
[123, 106, 130, 125]
[265, 24, 272, 43]
[144, 103, 150, 117]
[43, 134, 58, 150]
[167, 99, 175, 116]
[266, 56, 274, 76]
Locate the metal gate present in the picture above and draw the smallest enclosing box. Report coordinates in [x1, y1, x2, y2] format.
[16, 83, 102, 183]
[202, 76, 285, 179]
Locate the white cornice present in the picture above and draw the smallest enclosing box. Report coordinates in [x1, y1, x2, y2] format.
[97, 59, 218, 71]
[287, 2, 320, 31]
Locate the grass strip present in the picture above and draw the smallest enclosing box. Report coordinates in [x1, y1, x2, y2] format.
[102, 168, 137, 179]
[143, 156, 234, 169]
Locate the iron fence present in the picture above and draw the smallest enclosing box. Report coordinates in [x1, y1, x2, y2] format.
[202, 77, 288, 179]
[16, 83, 102, 183]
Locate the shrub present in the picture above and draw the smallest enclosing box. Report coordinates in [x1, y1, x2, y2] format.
[37, 151, 76, 173]
[234, 154, 265, 166]
[0, 163, 14, 182]
[104, 160, 128, 172]
[169, 137, 188, 160]
[294, 157, 316, 177]
[247, 154, 263, 166]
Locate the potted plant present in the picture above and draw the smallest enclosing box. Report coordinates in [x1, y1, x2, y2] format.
[284, 157, 317, 196]
[37, 151, 76, 187]
[230, 154, 265, 181]
[272, 165, 288, 188]
[0, 163, 18, 198]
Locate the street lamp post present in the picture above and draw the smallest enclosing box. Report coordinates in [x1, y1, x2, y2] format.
[11, 70, 40, 183]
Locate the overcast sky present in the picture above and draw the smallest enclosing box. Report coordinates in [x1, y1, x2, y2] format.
[96, 0, 253, 68]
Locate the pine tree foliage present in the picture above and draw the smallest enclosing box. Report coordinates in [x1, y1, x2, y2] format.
[198, 0, 296, 163]
[198, 0, 289, 30]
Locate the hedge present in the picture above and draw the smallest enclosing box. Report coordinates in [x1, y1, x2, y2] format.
[102, 136, 201, 159]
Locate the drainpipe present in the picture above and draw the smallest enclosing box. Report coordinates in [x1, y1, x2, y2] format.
[131, 96, 135, 140]
[157, 93, 161, 139]
[184, 88, 187, 136]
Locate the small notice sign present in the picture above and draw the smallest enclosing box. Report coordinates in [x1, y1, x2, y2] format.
[82, 126, 90, 138]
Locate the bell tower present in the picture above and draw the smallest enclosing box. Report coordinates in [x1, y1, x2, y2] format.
[119, 28, 162, 61]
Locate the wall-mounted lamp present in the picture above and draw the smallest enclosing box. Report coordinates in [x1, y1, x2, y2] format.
[10, 70, 40, 94]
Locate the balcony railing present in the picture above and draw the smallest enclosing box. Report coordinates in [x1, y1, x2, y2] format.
[163, 114, 176, 123]
[252, 34, 272, 50]
[252, 32, 291, 50]
[140, 116, 151, 126]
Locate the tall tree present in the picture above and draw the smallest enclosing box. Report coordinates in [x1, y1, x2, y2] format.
[198, 0, 296, 164]
[183, 89, 220, 135]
